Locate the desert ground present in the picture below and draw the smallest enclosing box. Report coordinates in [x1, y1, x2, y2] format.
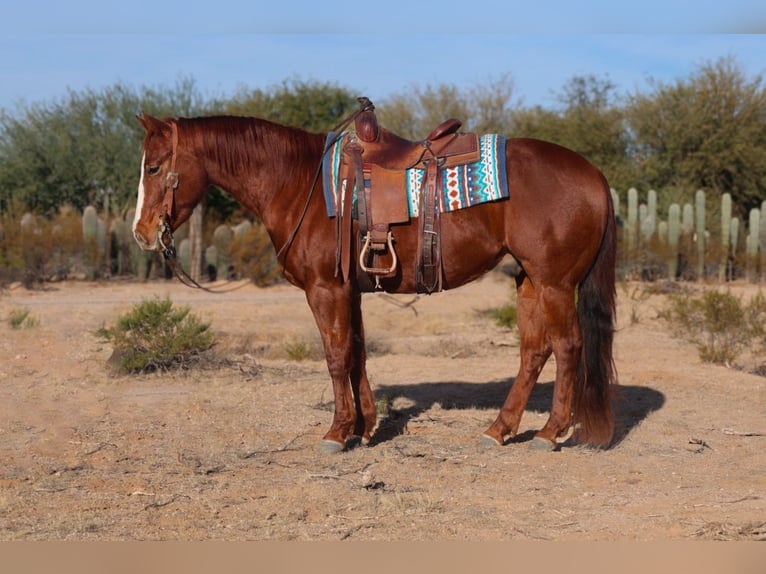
[0, 268, 764, 541]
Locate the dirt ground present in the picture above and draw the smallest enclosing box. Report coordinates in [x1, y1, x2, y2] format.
[1, 269, 764, 541]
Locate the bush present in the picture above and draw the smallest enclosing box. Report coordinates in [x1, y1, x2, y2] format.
[664, 290, 765, 365]
[0, 207, 84, 287]
[229, 222, 282, 286]
[489, 303, 517, 329]
[97, 297, 215, 373]
[7, 307, 38, 329]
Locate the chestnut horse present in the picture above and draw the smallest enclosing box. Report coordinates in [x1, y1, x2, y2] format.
[133, 109, 617, 453]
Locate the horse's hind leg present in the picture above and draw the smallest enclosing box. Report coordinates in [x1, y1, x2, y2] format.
[482, 274, 552, 445]
[532, 285, 582, 450]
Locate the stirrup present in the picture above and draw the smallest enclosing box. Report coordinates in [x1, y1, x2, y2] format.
[359, 231, 398, 276]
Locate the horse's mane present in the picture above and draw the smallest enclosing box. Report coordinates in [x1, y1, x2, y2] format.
[176, 116, 325, 175]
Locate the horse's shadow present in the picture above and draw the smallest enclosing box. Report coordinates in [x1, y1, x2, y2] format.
[371, 378, 665, 448]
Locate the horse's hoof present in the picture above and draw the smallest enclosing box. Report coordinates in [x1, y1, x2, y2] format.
[478, 434, 504, 447]
[318, 439, 345, 454]
[530, 436, 559, 452]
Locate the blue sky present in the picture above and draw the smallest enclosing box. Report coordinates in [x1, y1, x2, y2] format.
[1, 2, 765, 114]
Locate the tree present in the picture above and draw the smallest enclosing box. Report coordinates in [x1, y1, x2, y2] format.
[376, 75, 519, 139]
[626, 56, 766, 216]
[510, 74, 636, 192]
[223, 79, 358, 133]
[0, 77, 215, 217]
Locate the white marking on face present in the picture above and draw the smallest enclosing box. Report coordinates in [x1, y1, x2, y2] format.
[133, 153, 146, 239]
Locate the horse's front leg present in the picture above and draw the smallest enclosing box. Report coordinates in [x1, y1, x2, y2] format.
[305, 282, 376, 453]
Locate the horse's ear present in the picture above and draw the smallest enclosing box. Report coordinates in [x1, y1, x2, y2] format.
[136, 112, 170, 135]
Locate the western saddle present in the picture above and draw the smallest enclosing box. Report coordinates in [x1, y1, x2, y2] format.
[337, 97, 480, 293]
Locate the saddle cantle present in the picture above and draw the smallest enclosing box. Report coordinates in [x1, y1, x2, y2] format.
[336, 98, 481, 293]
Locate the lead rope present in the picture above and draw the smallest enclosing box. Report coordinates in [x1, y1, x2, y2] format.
[160, 98, 374, 294]
[158, 121, 249, 294]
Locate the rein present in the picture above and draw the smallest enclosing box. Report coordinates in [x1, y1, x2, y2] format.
[156, 121, 248, 294]
[274, 97, 375, 266]
[156, 98, 373, 293]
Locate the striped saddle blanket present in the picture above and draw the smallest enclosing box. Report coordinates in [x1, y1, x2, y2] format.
[322, 131, 508, 219]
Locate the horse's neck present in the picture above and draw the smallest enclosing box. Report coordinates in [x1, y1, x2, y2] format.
[198, 121, 325, 222]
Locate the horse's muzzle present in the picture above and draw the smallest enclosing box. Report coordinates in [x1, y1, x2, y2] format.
[133, 228, 159, 251]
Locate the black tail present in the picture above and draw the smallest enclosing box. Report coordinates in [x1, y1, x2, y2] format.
[573, 181, 618, 447]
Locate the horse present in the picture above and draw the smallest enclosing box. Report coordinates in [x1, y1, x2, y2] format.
[132, 104, 617, 453]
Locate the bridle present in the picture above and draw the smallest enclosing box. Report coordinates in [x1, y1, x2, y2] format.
[157, 120, 180, 261]
[152, 120, 245, 293]
[151, 98, 373, 292]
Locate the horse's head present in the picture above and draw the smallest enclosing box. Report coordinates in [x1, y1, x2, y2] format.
[133, 113, 207, 254]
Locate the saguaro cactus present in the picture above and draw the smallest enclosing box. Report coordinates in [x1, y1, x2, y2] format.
[610, 189, 621, 221]
[110, 219, 128, 276]
[695, 190, 706, 280]
[747, 207, 761, 282]
[642, 189, 657, 240]
[626, 188, 638, 267]
[125, 208, 149, 279]
[719, 193, 732, 281]
[667, 203, 681, 280]
[760, 200, 766, 282]
[212, 224, 234, 279]
[82, 205, 102, 278]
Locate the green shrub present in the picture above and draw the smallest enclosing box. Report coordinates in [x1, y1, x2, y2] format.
[664, 290, 764, 365]
[97, 297, 215, 373]
[283, 336, 323, 361]
[489, 303, 517, 329]
[8, 307, 38, 329]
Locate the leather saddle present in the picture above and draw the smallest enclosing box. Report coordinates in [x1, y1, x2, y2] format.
[338, 99, 480, 293]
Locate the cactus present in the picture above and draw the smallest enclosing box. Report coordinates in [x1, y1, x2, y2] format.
[212, 224, 234, 279]
[642, 189, 657, 240]
[610, 188, 621, 221]
[627, 187, 638, 256]
[233, 220, 252, 241]
[681, 203, 694, 235]
[761, 200, 766, 282]
[695, 190, 706, 280]
[205, 245, 218, 280]
[657, 220, 668, 243]
[178, 238, 191, 273]
[110, 219, 128, 276]
[82, 205, 98, 243]
[639, 203, 649, 240]
[667, 203, 681, 280]
[124, 208, 150, 279]
[746, 207, 760, 281]
[82, 205, 102, 278]
[719, 193, 732, 281]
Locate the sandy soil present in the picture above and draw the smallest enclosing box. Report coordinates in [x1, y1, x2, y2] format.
[0, 270, 764, 541]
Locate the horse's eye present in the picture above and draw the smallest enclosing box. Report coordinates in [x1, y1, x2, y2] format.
[147, 166, 160, 176]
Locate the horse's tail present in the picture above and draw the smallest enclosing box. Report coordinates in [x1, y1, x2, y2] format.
[573, 178, 618, 448]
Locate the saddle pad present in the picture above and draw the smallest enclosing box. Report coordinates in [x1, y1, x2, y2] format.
[322, 132, 508, 218]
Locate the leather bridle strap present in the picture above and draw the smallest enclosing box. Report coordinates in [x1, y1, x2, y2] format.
[162, 120, 179, 220]
[157, 121, 179, 260]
